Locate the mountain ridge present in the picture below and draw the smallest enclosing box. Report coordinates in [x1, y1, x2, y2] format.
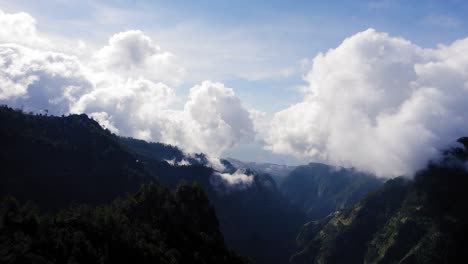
[290, 138, 468, 263]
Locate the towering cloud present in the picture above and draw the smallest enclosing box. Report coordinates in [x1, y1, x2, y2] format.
[72, 80, 255, 155]
[180, 81, 255, 154]
[266, 29, 468, 177]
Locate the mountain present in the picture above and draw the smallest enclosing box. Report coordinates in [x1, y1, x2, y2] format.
[0, 106, 249, 264]
[225, 158, 296, 185]
[0, 106, 306, 264]
[0, 183, 248, 264]
[290, 138, 468, 264]
[120, 137, 186, 162]
[280, 163, 382, 219]
[0, 106, 150, 211]
[122, 140, 308, 264]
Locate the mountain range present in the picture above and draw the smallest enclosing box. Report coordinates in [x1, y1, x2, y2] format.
[2, 105, 466, 263]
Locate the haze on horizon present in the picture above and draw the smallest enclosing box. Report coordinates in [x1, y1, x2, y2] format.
[1, 0, 468, 178]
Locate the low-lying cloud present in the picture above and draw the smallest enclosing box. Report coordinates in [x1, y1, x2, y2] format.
[211, 169, 254, 191]
[265, 29, 468, 177]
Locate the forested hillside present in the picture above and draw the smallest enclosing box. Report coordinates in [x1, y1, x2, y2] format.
[290, 138, 468, 264]
[0, 183, 248, 264]
[0, 106, 149, 211]
[0, 106, 248, 264]
[3, 104, 465, 264]
[280, 163, 382, 219]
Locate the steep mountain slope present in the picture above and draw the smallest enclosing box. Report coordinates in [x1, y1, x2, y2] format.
[0, 106, 149, 211]
[281, 163, 382, 219]
[290, 138, 468, 264]
[0, 183, 248, 264]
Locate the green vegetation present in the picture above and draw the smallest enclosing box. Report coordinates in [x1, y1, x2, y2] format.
[0, 105, 249, 263]
[0, 183, 249, 264]
[290, 138, 468, 263]
[7, 104, 466, 264]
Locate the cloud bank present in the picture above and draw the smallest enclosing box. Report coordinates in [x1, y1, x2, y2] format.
[265, 29, 468, 177]
[1, 8, 468, 178]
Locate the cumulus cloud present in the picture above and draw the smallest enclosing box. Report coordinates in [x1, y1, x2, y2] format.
[71, 80, 255, 155]
[94, 30, 184, 85]
[0, 44, 92, 113]
[3, 7, 468, 177]
[0, 9, 49, 48]
[265, 28, 468, 177]
[0, 9, 255, 157]
[70, 78, 177, 138]
[177, 81, 255, 154]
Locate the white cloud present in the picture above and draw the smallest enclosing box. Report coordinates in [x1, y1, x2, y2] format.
[265, 28, 468, 177]
[164, 158, 191, 166]
[0, 44, 92, 112]
[94, 30, 184, 85]
[205, 155, 227, 171]
[0, 9, 255, 157]
[2, 7, 468, 177]
[89, 112, 119, 133]
[180, 81, 255, 154]
[70, 78, 177, 139]
[212, 169, 254, 186]
[0, 9, 49, 48]
[73, 80, 255, 156]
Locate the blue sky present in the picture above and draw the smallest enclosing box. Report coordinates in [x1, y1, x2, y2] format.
[1, 0, 468, 168]
[2, 0, 468, 113]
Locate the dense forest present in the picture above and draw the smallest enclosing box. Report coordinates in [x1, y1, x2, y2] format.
[0, 183, 248, 263]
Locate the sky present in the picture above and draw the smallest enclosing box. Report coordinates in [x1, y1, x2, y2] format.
[1, 0, 468, 177]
